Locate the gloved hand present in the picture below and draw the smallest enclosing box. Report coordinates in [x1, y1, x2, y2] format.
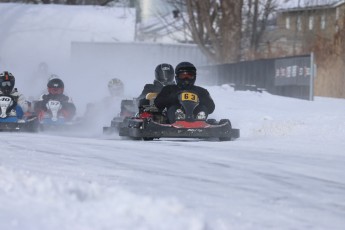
[59, 95, 69, 102]
[139, 98, 149, 107]
[42, 94, 50, 102]
[168, 92, 179, 104]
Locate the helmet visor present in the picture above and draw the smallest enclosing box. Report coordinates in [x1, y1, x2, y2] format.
[1, 81, 12, 87]
[48, 87, 63, 95]
[177, 72, 195, 80]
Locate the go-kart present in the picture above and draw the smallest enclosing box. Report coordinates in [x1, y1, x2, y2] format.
[103, 99, 138, 134]
[36, 100, 78, 131]
[0, 95, 38, 132]
[119, 92, 240, 141]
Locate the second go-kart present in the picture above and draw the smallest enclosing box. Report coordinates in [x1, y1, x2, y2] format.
[103, 99, 138, 134]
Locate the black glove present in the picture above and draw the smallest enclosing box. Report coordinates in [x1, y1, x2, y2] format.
[139, 98, 149, 107]
[168, 93, 179, 104]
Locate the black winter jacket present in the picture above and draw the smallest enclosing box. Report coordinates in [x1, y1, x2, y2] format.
[154, 85, 215, 114]
[138, 81, 164, 99]
[42, 94, 70, 103]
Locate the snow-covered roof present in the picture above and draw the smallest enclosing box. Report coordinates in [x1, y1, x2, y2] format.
[278, 0, 345, 12]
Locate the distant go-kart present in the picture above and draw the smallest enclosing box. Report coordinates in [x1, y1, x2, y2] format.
[118, 91, 240, 141]
[103, 99, 138, 134]
[0, 95, 38, 132]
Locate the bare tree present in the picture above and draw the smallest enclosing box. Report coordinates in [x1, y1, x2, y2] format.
[166, 0, 281, 63]
[242, 0, 278, 58]
[188, 0, 243, 63]
[170, 0, 243, 64]
[251, 0, 275, 51]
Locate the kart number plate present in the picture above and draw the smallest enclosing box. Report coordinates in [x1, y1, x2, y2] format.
[181, 93, 198, 102]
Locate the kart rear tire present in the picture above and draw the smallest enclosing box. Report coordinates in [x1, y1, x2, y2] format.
[219, 119, 232, 141]
[27, 125, 39, 133]
[219, 137, 231, 141]
[206, 119, 217, 125]
[219, 119, 231, 127]
[143, 137, 154, 141]
[39, 124, 45, 132]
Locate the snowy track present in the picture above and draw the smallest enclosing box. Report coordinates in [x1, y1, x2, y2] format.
[1, 88, 345, 230]
[1, 111, 345, 230]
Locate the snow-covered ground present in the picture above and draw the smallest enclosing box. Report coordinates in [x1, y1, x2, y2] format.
[0, 3, 345, 230]
[1, 86, 345, 230]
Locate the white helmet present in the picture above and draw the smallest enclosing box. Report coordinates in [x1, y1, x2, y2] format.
[108, 78, 124, 97]
[48, 74, 61, 82]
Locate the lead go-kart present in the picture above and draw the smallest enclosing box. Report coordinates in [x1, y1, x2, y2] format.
[118, 91, 240, 141]
[0, 95, 38, 132]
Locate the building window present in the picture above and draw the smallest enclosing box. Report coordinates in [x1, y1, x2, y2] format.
[286, 16, 290, 29]
[321, 14, 326, 29]
[297, 16, 302, 31]
[309, 16, 314, 30]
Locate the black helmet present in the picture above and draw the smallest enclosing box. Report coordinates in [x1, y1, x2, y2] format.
[154, 63, 174, 86]
[175, 62, 196, 89]
[47, 78, 64, 95]
[0, 71, 15, 95]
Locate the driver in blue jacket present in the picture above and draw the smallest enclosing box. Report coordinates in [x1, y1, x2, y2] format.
[154, 61, 215, 123]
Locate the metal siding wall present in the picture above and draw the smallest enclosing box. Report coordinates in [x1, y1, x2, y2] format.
[201, 54, 313, 100]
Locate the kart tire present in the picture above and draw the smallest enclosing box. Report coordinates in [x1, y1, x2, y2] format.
[219, 136, 231, 141]
[219, 119, 232, 141]
[28, 124, 39, 133]
[219, 119, 231, 127]
[206, 119, 217, 125]
[143, 137, 154, 141]
[39, 124, 45, 132]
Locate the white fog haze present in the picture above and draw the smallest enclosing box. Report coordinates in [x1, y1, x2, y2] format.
[0, 3, 137, 115]
[0, 2, 345, 230]
[0, 3, 207, 115]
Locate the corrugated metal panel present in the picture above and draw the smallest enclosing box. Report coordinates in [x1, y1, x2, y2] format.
[201, 54, 314, 100]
